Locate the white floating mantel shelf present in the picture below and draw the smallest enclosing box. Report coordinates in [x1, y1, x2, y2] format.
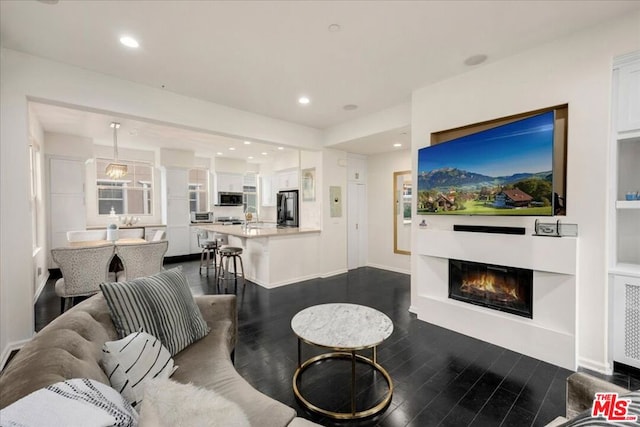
[415, 228, 577, 275]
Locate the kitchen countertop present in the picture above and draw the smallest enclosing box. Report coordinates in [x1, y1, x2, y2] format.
[195, 224, 320, 238]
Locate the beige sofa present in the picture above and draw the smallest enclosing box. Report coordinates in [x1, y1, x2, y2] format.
[0, 293, 318, 427]
[546, 371, 631, 426]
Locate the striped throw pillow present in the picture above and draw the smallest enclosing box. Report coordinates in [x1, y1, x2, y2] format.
[101, 331, 175, 407]
[100, 267, 210, 355]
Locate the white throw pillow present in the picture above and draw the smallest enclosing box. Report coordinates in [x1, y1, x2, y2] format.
[0, 378, 138, 427]
[139, 378, 250, 427]
[101, 331, 175, 408]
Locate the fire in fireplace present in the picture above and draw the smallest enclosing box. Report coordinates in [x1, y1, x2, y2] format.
[449, 259, 533, 318]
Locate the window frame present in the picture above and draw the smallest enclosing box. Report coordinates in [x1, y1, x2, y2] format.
[188, 168, 210, 213]
[95, 158, 154, 216]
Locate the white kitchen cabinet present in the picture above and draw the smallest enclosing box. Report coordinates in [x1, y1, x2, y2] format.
[190, 227, 201, 254]
[216, 173, 243, 193]
[49, 157, 86, 265]
[165, 168, 189, 199]
[617, 57, 640, 133]
[260, 175, 276, 207]
[163, 167, 190, 256]
[276, 169, 298, 191]
[165, 226, 190, 257]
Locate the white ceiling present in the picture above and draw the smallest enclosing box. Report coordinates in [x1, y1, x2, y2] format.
[3, 0, 639, 156]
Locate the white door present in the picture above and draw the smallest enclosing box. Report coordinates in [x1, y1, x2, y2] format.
[347, 182, 367, 270]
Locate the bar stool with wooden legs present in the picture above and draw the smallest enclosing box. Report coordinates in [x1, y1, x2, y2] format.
[216, 246, 245, 294]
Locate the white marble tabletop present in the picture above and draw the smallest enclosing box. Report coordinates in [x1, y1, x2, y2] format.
[291, 303, 393, 350]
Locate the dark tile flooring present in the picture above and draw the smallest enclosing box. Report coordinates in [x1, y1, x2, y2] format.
[34, 260, 639, 427]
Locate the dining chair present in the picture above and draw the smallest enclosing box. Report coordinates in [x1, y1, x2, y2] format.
[151, 230, 166, 241]
[51, 244, 116, 313]
[118, 228, 145, 239]
[115, 240, 169, 282]
[66, 230, 107, 242]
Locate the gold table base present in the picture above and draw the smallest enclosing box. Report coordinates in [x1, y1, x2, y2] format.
[292, 345, 394, 420]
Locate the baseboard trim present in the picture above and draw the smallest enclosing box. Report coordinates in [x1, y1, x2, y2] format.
[33, 271, 50, 304]
[578, 357, 614, 375]
[320, 269, 348, 279]
[0, 338, 31, 372]
[366, 262, 410, 275]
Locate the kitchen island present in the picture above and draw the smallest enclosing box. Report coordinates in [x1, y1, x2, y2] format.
[196, 224, 321, 288]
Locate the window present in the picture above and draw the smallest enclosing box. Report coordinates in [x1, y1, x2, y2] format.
[29, 142, 41, 250]
[188, 169, 209, 212]
[403, 183, 412, 221]
[96, 159, 153, 215]
[243, 173, 257, 215]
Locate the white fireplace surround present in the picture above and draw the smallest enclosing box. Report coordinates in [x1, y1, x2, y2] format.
[413, 228, 578, 370]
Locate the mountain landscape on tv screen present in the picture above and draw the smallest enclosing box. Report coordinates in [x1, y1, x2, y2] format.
[417, 110, 556, 216]
[417, 167, 554, 216]
[418, 167, 552, 190]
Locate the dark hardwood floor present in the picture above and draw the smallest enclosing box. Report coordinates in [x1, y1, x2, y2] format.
[34, 260, 639, 426]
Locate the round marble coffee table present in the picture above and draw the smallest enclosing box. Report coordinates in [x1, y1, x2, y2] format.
[291, 303, 394, 419]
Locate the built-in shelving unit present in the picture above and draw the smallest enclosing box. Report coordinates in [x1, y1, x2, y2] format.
[615, 200, 640, 209]
[610, 52, 640, 370]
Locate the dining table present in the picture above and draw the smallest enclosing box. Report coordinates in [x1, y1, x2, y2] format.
[67, 238, 147, 248]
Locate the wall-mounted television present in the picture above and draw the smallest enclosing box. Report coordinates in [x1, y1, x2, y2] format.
[417, 110, 562, 216]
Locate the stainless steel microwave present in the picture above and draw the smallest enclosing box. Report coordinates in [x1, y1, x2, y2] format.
[218, 192, 243, 206]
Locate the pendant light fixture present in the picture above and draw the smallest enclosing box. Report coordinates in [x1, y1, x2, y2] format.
[105, 122, 128, 179]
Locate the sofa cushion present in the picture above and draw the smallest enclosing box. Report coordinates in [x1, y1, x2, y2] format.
[100, 267, 210, 355]
[0, 378, 137, 427]
[171, 318, 297, 427]
[101, 330, 175, 408]
[139, 377, 250, 427]
[558, 389, 639, 426]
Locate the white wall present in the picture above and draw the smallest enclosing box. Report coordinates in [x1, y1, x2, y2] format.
[300, 150, 322, 229]
[367, 149, 411, 274]
[411, 12, 640, 373]
[324, 102, 411, 147]
[0, 47, 323, 365]
[320, 148, 348, 277]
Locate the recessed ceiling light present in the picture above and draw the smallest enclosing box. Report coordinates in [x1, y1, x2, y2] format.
[277, 146, 284, 150]
[244, 141, 251, 145]
[248, 156, 254, 160]
[464, 54, 487, 66]
[261, 152, 268, 156]
[298, 96, 310, 105]
[343, 104, 358, 111]
[119, 36, 139, 48]
[216, 152, 223, 155]
[328, 24, 341, 32]
[229, 147, 236, 151]
[393, 143, 402, 148]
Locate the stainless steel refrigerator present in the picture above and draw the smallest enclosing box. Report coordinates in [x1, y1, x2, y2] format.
[277, 190, 299, 227]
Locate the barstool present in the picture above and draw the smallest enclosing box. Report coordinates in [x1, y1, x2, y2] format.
[216, 246, 245, 294]
[197, 230, 218, 276]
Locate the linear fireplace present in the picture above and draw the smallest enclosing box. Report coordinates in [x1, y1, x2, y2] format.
[449, 259, 533, 318]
